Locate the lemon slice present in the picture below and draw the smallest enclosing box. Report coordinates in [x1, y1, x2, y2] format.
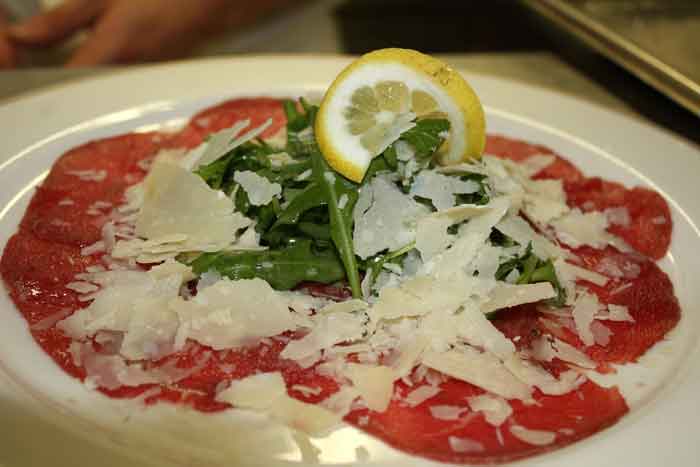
[315, 48, 486, 183]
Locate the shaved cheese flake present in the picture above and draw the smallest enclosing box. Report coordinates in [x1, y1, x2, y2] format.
[217, 371, 341, 436]
[291, 385, 322, 397]
[373, 112, 416, 156]
[591, 320, 613, 346]
[416, 204, 491, 262]
[195, 118, 272, 168]
[422, 348, 532, 401]
[318, 299, 368, 315]
[391, 335, 429, 378]
[604, 207, 631, 227]
[428, 405, 469, 421]
[280, 311, 368, 363]
[320, 386, 360, 418]
[510, 425, 556, 446]
[572, 293, 599, 346]
[600, 304, 634, 322]
[469, 244, 502, 280]
[551, 209, 612, 249]
[481, 282, 555, 315]
[496, 214, 564, 260]
[409, 170, 480, 211]
[448, 436, 485, 454]
[424, 198, 509, 280]
[429, 405, 469, 421]
[66, 169, 107, 182]
[505, 357, 585, 396]
[135, 160, 251, 252]
[59, 268, 187, 360]
[344, 363, 398, 412]
[216, 372, 287, 410]
[403, 385, 441, 407]
[523, 195, 569, 225]
[466, 394, 512, 426]
[173, 278, 297, 350]
[233, 170, 282, 206]
[415, 216, 454, 262]
[66, 281, 99, 294]
[555, 259, 608, 287]
[530, 336, 595, 369]
[521, 154, 555, 176]
[456, 308, 515, 360]
[271, 398, 342, 436]
[372, 279, 438, 322]
[353, 176, 429, 259]
[80, 342, 209, 390]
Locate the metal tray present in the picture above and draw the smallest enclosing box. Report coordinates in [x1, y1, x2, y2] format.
[524, 0, 700, 116]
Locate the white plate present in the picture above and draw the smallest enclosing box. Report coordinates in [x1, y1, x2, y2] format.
[1, 56, 699, 467]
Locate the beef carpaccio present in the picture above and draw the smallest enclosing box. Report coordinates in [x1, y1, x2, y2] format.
[0, 97, 680, 464]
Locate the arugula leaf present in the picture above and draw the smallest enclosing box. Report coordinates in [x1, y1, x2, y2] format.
[195, 156, 230, 190]
[495, 243, 534, 281]
[311, 149, 362, 298]
[257, 161, 312, 185]
[284, 99, 317, 158]
[190, 239, 345, 290]
[195, 142, 274, 193]
[298, 222, 331, 240]
[363, 242, 415, 286]
[494, 242, 567, 306]
[399, 118, 450, 161]
[531, 260, 567, 307]
[454, 172, 490, 205]
[270, 182, 325, 229]
[490, 229, 516, 248]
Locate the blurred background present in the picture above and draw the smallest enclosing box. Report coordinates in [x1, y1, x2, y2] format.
[0, 0, 697, 143]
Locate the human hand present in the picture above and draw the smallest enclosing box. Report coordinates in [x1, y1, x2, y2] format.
[0, 6, 16, 68]
[8, 0, 295, 67]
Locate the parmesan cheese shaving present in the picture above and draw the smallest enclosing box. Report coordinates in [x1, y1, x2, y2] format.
[495, 214, 564, 260]
[510, 425, 556, 446]
[550, 209, 611, 249]
[422, 347, 532, 401]
[280, 311, 368, 363]
[466, 394, 512, 426]
[216, 371, 341, 436]
[530, 335, 595, 369]
[448, 436, 485, 453]
[403, 385, 441, 407]
[134, 160, 252, 253]
[173, 278, 297, 351]
[353, 176, 429, 259]
[416, 204, 492, 262]
[409, 170, 480, 211]
[425, 197, 510, 280]
[344, 363, 398, 412]
[233, 170, 282, 206]
[429, 405, 469, 421]
[572, 292, 599, 346]
[504, 357, 585, 395]
[481, 282, 555, 315]
[600, 304, 634, 322]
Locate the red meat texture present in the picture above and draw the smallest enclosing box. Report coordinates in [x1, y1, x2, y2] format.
[0, 103, 680, 464]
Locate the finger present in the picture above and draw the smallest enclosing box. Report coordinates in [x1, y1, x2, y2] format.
[0, 36, 16, 68]
[65, 13, 129, 67]
[8, 0, 104, 46]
